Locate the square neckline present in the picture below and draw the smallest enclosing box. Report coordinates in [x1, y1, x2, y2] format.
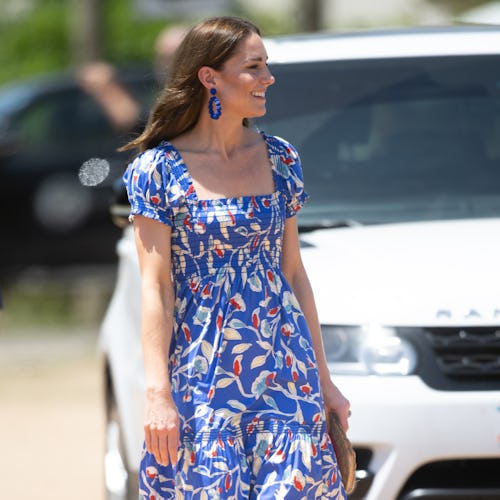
[160, 131, 280, 205]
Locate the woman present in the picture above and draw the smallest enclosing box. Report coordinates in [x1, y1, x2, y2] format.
[123, 16, 350, 499]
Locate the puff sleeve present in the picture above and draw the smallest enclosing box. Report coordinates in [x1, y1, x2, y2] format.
[271, 136, 310, 218]
[123, 146, 177, 226]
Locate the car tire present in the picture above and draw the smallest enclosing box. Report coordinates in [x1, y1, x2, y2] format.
[105, 388, 138, 500]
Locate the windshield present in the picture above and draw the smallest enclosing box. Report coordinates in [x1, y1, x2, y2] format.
[255, 56, 500, 227]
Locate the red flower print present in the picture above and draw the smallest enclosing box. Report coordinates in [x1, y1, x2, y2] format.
[201, 283, 212, 298]
[281, 325, 292, 337]
[331, 469, 337, 484]
[150, 195, 160, 205]
[194, 221, 206, 234]
[293, 476, 304, 491]
[275, 449, 286, 463]
[300, 384, 311, 394]
[233, 357, 242, 376]
[218, 436, 225, 450]
[252, 313, 259, 328]
[265, 372, 275, 386]
[229, 296, 243, 310]
[182, 324, 191, 343]
[145, 466, 158, 479]
[183, 214, 192, 229]
[228, 209, 236, 225]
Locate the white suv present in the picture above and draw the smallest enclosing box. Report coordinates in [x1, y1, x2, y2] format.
[100, 25, 500, 500]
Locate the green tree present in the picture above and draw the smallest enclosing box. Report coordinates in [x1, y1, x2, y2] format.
[0, 0, 70, 84]
[0, 0, 173, 85]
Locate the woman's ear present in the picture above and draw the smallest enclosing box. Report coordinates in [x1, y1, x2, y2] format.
[198, 66, 217, 90]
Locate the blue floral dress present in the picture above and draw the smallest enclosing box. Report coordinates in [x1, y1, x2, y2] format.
[124, 132, 346, 499]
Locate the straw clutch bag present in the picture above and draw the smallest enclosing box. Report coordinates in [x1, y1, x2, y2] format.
[327, 411, 357, 494]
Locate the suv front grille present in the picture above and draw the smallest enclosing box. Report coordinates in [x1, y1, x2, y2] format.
[425, 327, 500, 376]
[399, 327, 500, 390]
[397, 458, 500, 499]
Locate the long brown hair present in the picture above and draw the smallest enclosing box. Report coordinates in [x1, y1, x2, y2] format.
[121, 16, 261, 152]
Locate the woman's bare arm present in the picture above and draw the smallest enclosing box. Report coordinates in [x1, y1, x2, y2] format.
[133, 215, 180, 466]
[281, 216, 351, 431]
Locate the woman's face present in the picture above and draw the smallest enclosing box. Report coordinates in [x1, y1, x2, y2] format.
[214, 32, 275, 119]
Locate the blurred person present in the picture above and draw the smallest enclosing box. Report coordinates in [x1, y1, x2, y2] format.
[77, 24, 186, 136]
[122, 16, 350, 499]
[77, 61, 142, 133]
[154, 24, 188, 84]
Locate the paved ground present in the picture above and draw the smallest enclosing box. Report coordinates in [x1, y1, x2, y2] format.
[0, 329, 105, 499]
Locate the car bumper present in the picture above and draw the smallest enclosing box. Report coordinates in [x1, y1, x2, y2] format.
[336, 375, 500, 499]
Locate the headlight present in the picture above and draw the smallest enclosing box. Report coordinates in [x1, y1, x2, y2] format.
[322, 324, 418, 376]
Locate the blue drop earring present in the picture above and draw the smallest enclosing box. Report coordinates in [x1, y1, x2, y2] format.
[208, 88, 222, 120]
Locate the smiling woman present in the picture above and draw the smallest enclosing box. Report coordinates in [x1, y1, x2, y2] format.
[119, 15, 350, 500]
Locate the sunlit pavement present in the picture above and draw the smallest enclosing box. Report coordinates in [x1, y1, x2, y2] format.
[0, 329, 105, 500]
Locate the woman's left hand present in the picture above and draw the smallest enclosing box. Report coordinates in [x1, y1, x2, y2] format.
[322, 379, 351, 432]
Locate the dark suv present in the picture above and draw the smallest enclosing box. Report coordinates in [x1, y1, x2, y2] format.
[0, 67, 157, 276]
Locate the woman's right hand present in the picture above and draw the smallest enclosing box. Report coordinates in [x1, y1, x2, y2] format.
[144, 389, 180, 467]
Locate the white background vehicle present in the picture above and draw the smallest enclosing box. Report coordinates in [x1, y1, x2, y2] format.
[100, 25, 500, 499]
